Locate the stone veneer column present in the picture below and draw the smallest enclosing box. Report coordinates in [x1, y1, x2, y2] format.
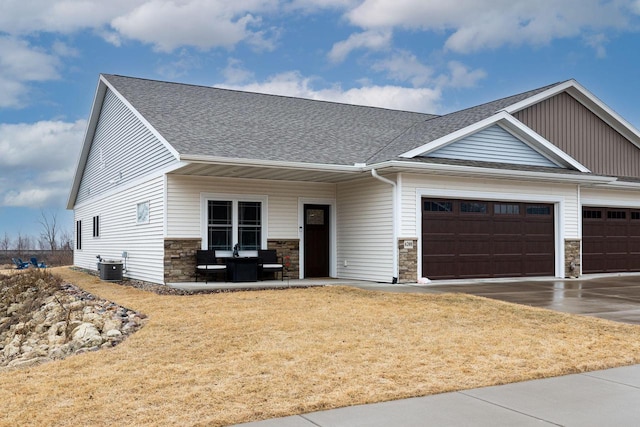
[267, 239, 300, 279]
[398, 238, 418, 283]
[164, 238, 201, 283]
[564, 239, 581, 278]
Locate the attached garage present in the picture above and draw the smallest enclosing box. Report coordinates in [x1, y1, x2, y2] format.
[582, 207, 640, 274]
[422, 198, 555, 279]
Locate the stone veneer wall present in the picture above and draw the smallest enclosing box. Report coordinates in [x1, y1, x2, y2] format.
[564, 239, 581, 278]
[164, 238, 201, 283]
[268, 239, 300, 279]
[398, 238, 418, 283]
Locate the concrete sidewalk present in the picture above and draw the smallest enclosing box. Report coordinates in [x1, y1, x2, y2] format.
[236, 364, 640, 426]
[236, 277, 640, 426]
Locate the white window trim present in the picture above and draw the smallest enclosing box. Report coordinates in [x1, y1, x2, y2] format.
[136, 200, 150, 224]
[200, 193, 268, 250]
[415, 188, 565, 279]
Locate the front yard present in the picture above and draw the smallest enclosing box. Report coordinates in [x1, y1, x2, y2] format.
[2, 267, 640, 426]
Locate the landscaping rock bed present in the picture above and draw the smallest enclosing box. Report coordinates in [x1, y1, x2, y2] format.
[0, 270, 146, 370]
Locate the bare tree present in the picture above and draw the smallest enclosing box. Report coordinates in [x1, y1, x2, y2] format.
[59, 229, 73, 251]
[39, 209, 59, 251]
[16, 232, 34, 254]
[0, 232, 10, 251]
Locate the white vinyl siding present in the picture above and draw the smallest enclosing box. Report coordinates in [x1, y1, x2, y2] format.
[581, 188, 640, 209]
[336, 177, 394, 282]
[166, 175, 336, 239]
[425, 125, 560, 168]
[76, 88, 177, 205]
[73, 175, 165, 284]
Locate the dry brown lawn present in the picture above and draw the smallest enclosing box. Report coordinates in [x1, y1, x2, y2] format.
[2, 267, 640, 426]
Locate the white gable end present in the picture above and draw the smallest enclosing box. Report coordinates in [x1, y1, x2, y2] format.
[75, 88, 178, 205]
[422, 125, 560, 168]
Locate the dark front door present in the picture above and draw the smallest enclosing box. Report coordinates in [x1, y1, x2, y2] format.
[304, 204, 330, 277]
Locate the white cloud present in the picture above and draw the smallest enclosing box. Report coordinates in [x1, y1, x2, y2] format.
[0, 37, 61, 108]
[110, 0, 277, 52]
[346, 0, 634, 54]
[439, 61, 487, 89]
[221, 58, 255, 85]
[218, 70, 442, 113]
[372, 50, 434, 87]
[0, 0, 143, 35]
[584, 33, 609, 59]
[3, 188, 71, 209]
[285, 0, 359, 13]
[372, 52, 485, 90]
[0, 120, 86, 208]
[0, 77, 26, 109]
[51, 40, 80, 57]
[328, 29, 392, 62]
[156, 50, 202, 79]
[0, 0, 278, 52]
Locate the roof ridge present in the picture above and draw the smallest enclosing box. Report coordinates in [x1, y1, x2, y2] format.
[102, 73, 439, 117]
[432, 80, 570, 121]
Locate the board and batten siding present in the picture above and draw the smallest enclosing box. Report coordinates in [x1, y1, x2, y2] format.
[75, 88, 177, 205]
[165, 174, 336, 239]
[336, 177, 394, 282]
[400, 174, 579, 239]
[424, 125, 559, 168]
[74, 175, 165, 284]
[515, 92, 640, 179]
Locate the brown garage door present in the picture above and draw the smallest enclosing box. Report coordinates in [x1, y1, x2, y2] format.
[582, 207, 640, 274]
[422, 199, 555, 279]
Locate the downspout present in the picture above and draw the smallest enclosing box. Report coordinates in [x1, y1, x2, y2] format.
[577, 184, 582, 277]
[371, 169, 399, 284]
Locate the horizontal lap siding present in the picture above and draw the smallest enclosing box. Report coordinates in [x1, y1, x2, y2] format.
[74, 176, 165, 284]
[400, 174, 579, 239]
[427, 125, 558, 167]
[76, 89, 177, 205]
[581, 188, 640, 208]
[337, 178, 394, 282]
[166, 175, 336, 239]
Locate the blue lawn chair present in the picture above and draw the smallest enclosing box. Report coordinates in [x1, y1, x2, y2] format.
[30, 257, 47, 268]
[12, 258, 29, 269]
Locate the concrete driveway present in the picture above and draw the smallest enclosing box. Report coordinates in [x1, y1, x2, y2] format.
[356, 275, 640, 325]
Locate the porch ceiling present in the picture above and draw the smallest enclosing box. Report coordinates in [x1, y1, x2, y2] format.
[170, 162, 362, 183]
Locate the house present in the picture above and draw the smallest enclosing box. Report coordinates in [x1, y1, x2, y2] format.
[67, 74, 640, 285]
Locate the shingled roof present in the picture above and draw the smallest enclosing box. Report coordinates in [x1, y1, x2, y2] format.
[366, 82, 563, 163]
[103, 74, 435, 166]
[103, 74, 564, 166]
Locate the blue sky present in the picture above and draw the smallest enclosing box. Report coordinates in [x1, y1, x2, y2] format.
[1, 0, 640, 245]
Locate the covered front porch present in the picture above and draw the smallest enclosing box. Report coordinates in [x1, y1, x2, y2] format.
[161, 159, 420, 286]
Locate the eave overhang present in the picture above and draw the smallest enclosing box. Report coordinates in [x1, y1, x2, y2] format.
[367, 160, 616, 185]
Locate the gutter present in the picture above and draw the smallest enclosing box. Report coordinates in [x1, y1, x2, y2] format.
[371, 169, 399, 284]
[366, 160, 617, 185]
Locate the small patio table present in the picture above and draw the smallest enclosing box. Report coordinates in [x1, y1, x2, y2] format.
[225, 257, 259, 282]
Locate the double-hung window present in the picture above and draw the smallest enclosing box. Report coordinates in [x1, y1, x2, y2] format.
[204, 196, 266, 251]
